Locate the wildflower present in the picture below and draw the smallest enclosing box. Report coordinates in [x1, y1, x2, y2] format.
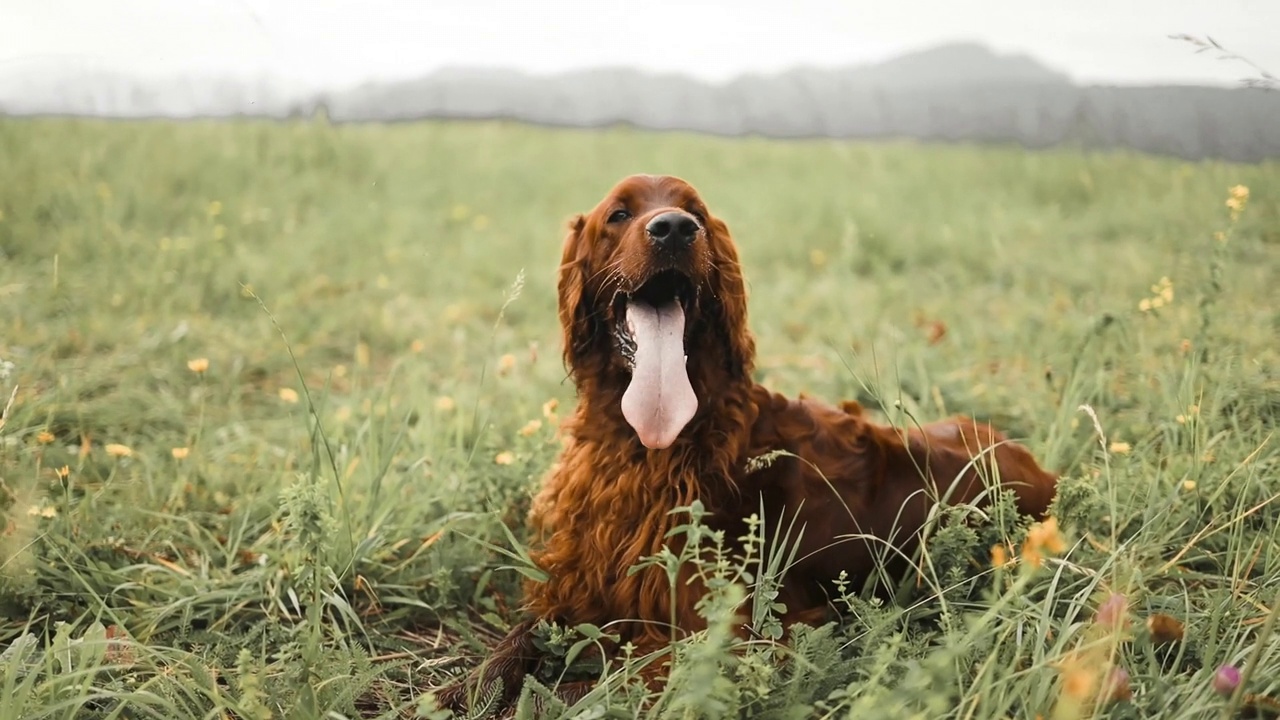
[472, 214, 490, 231]
[410, 339, 425, 353]
[207, 200, 223, 219]
[1182, 480, 1197, 491]
[1109, 441, 1131, 455]
[1212, 665, 1241, 696]
[1230, 185, 1249, 201]
[56, 466, 70, 481]
[809, 249, 828, 268]
[1213, 231, 1227, 244]
[435, 396, 456, 412]
[187, 358, 209, 374]
[212, 224, 227, 241]
[37, 430, 55, 445]
[27, 505, 58, 519]
[450, 204, 470, 222]
[278, 388, 299, 404]
[1022, 516, 1066, 568]
[542, 398, 559, 419]
[0, 358, 13, 381]
[518, 419, 542, 437]
[494, 451, 515, 465]
[1096, 592, 1129, 629]
[1146, 613, 1184, 645]
[1103, 666, 1132, 703]
[498, 353, 517, 375]
[1179, 339, 1192, 354]
[171, 447, 190, 460]
[1138, 298, 1152, 312]
[375, 274, 390, 289]
[990, 543, 1010, 567]
[1060, 662, 1096, 700]
[104, 443, 133, 458]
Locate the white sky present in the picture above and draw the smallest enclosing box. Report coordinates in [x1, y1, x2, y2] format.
[2, 0, 1277, 89]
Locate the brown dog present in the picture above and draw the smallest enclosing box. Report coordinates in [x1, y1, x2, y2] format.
[438, 174, 1058, 714]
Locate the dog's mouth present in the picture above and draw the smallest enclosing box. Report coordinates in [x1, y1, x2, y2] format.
[612, 270, 698, 450]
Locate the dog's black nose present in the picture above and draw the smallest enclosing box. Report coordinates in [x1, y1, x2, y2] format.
[646, 211, 699, 249]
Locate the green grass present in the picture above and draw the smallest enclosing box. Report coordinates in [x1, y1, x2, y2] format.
[0, 116, 1278, 719]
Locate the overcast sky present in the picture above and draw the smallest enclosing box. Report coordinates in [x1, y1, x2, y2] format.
[2, 0, 1277, 89]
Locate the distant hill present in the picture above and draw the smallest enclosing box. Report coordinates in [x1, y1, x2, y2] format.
[2, 43, 1277, 162]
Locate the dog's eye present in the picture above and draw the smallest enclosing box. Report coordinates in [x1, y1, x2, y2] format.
[607, 209, 631, 224]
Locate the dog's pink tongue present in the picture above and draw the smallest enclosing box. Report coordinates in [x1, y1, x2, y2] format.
[621, 301, 697, 449]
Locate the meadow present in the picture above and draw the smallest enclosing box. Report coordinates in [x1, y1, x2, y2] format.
[0, 116, 1277, 719]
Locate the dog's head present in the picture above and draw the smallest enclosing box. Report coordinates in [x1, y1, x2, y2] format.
[557, 174, 755, 449]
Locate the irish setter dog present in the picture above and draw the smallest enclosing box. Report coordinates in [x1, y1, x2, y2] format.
[437, 174, 1058, 714]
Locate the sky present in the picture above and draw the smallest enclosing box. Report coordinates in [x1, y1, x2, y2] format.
[2, 0, 1278, 90]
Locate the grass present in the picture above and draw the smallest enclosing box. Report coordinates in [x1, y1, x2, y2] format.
[0, 116, 1277, 719]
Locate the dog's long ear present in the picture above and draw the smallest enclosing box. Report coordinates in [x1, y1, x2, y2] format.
[705, 215, 756, 379]
[556, 213, 594, 373]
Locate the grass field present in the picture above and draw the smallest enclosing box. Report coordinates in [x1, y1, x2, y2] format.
[1, 117, 1278, 719]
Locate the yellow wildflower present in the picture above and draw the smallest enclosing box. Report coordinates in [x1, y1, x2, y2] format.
[518, 419, 542, 437]
[494, 451, 515, 465]
[56, 465, 70, 480]
[410, 339, 425, 353]
[498, 353, 517, 376]
[171, 447, 190, 460]
[435, 396, 456, 412]
[1108, 441, 1131, 455]
[990, 543, 1010, 567]
[37, 430, 55, 444]
[104, 443, 133, 458]
[278, 388, 300, 404]
[1022, 516, 1066, 568]
[542, 398, 559, 419]
[207, 200, 223, 219]
[187, 358, 209, 373]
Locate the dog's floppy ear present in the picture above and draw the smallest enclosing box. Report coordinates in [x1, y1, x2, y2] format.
[556, 213, 595, 373]
[705, 214, 755, 379]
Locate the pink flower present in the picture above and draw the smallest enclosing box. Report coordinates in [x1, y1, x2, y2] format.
[1104, 666, 1132, 703]
[1212, 665, 1241, 696]
[1095, 592, 1129, 629]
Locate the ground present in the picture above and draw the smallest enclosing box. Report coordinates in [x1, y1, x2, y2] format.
[0, 117, 1278, 719]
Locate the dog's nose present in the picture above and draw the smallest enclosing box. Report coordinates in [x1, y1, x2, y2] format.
[646, 211, 699, 250]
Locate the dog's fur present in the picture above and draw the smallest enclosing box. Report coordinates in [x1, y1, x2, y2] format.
[437, 174, 1058, 714]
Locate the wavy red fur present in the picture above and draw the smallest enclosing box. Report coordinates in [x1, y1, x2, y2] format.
[438, 174, 1059, 714]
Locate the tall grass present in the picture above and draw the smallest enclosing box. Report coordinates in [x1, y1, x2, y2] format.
[0, 117, 1277, 718]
